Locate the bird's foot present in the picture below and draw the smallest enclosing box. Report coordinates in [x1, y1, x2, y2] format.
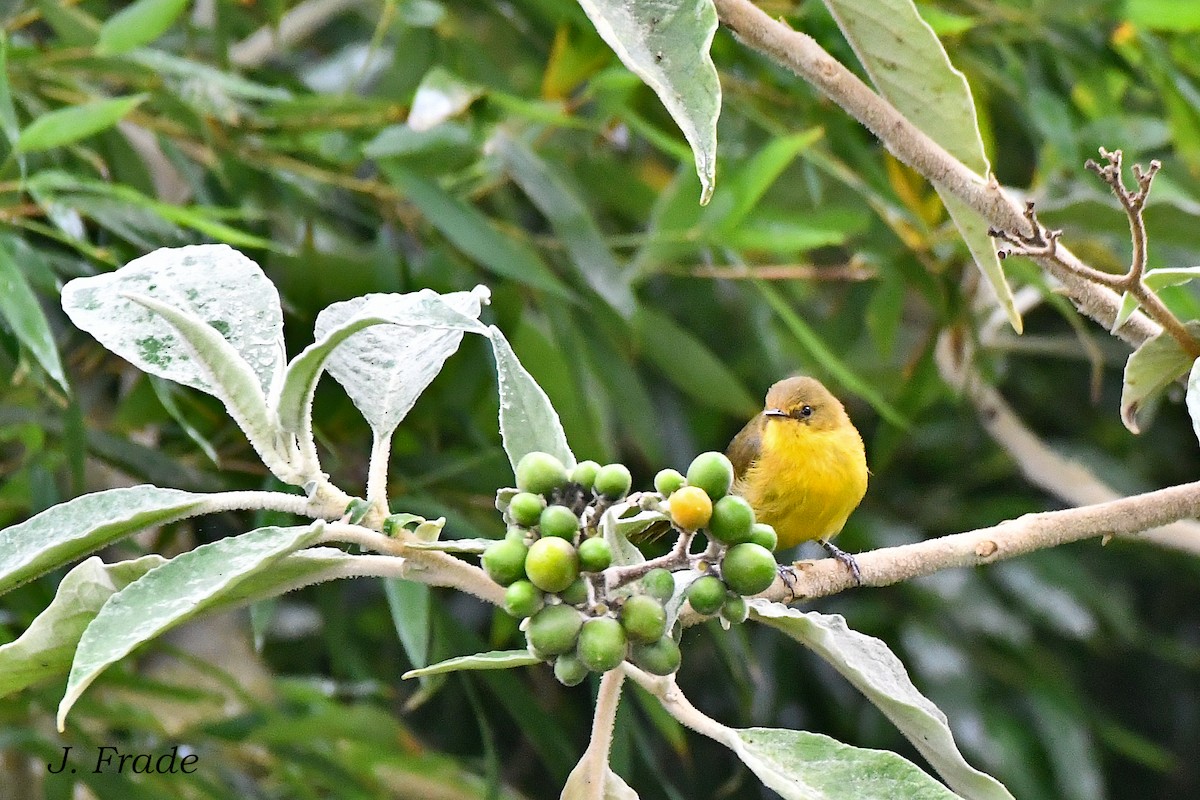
[819, 539, 862, 586]
[777, 564, 799, 602]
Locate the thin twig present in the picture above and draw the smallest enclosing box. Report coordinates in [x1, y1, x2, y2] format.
[569, 668, 628, 800]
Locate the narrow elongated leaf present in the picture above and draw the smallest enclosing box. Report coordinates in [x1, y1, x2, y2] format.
[823, 0, 1020, 331]
[631, 307, 758, 417]
[1186, 358, 1200, 446]
[384, 166, 571, 296]
[577, 0, 720, 203]
[487, 325, 575, 471]
[61, 245, 286, 397]
[492, 134, 636, 318]
[1120, 322, 1200, 433]
[0, 486, 206, 594]
[57, 522, 325, 729]
[735, 729, 964, 800]
[707, 128, 824, 236]
[96, 0, 189, 54]
[0, 555, 165, 698]
[15, 95, 147, 153]
[385, 578, 431, 673]
[750, 603, 1013, 800]
[309, 289, 487, 441]
[0, 239, 68, 390]
[402, 649, 541, 679]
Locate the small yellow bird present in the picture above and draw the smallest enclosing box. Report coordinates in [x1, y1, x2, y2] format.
[727, 376, 869, 581]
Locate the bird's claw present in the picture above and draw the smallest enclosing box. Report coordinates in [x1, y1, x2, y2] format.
[777, 564, 799, 602]
[819, 539, 862, 586]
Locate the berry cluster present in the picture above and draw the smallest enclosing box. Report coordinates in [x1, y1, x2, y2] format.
[482, 450, 780, 685]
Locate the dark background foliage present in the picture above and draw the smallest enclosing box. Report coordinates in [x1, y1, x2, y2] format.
[1, 0, 1199, 797]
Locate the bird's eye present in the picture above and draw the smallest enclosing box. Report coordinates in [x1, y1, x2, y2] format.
[796, 405, 813, 419]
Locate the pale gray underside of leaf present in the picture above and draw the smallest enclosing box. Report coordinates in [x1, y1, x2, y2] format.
[313, 289, 486, 439]
[58, 522, 324, 729]
[488, 324, 576, 470]
[750, 603, 1014, 800]
[402, 649, 541, 679]
[736, 729, 963, 800]
[1120, 322, 1200, 433]
[0, 555, 165, 698]
[60, 244, 286, 396]
[578, 0, 721, 204]
[0, 485, 205, 595]
[1186, 357, 1200, 446]
[823, 0, 1019, 331]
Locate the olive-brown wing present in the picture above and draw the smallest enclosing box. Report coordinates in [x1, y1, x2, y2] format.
[725, 413, 766, 480]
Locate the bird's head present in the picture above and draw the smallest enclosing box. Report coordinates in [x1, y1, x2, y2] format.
[761, 376, 849, 433]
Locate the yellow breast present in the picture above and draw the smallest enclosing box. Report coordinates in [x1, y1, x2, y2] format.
[735, 419, 868, 549]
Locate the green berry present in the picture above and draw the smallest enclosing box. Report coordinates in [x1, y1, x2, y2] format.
[516, 451, 569, 497]
[641, 568, 675, 603]
[686, 452, 735, 500]
[503, 580, 543, 618]
[571, 460, 601, 490]
[722, 543, 777, 596]
[539, 504, 580, 540]
[577, 617, 627, 672]
[559, 576, 589, 605]
[509, 492, 546, 527]
[524, 537, 580, 593]
[578, 537, 613, 572]
[594, 463, 633, 499]
[481, 539, 528, 587]
[720, 594, 749, 624]
[748, 522, 778, 551]
[630, 636, 681, 676]
[553, 653, 589, 686]
[687, 575, 726, 615]
[709, 495, 755, 544]
[505, 526, 530, 544]
[527, 604, 584, 656]
[654, 468, 686, 496]
[620, 595, 667, 643]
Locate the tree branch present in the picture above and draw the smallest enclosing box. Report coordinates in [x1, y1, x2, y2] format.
[763, 479, 1200, 602]
[711, 0, 1162, 349]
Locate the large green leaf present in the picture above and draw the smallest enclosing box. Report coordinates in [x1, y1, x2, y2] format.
[0, 238, 68, 390]
[488, 324, 576, 471]
[1120, 322, 1200, 433]
[822, 0, 1019, 331]
[750, 603, 1013, 800]
[0, 555, 164, 698]
[735, 729, 963, 800]
[577, 0, 720, 203]
[383, 166, 571, 296]
[57, 522, 325, 729]
[96, 0, 189, 55]
[0, 486, 206, 595]
[15, 95, 147, 153]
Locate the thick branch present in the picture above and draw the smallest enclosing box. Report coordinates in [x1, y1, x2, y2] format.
[762, 479, 1200, 602]
[712, 0, 1161, 349]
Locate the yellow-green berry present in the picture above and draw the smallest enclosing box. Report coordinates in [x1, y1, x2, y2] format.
[571, 460, 601, 490]
[524, 537, 579, 593]
[620, 595, 667, 643]
[553, 653, 589, 686]
[516, 451, 569, 497]
[509, 492, 546, 527]
[594, 463, 633, 499]
[577, 617, 627, 672]
[720, 594, 749, 624]
[722, 543, 777, 596]
[559, 576, 589, 606]
[630, 636, 681, 676]
[641, 568, 675, 602]
[578, 537, 613, 572]
[503, 580, 543, 618]
[709, 495, 755, 545]
[527, 604, 584, 656]
[687, 575, 726, 615]
[481, 539, 528, 586]
[748, 522, 778, 551]
[539, 504, 580, 540]
[669, 486, 712, 531]
[654, 468, 686, 496]
[686, 452, 734, 500]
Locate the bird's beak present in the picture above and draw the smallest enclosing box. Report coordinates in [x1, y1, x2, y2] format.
[763, 408, 788, 418]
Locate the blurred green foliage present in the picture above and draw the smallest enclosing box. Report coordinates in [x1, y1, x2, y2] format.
[1, 0, 1199, 797]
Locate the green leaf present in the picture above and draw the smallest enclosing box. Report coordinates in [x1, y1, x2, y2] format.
[1120, 323, 1200, 433]
[96, 0, 190, 55]
[577, 0, 720, 204]
[1186, 357, 1200, 447]
[15, 95, 147, 153]
[0, 555, 164, 698]
[57, 522, 325, 730]
[707, 128, 824, 236]
[491, 133, 636, 318]
[385, 578, 431, 673]
[383, 165, 571, 296]
[60, 245, 285, 398]
[754, 281, 908, 427]
[750, 603, 1014, 800]
[1125, 0, 1200, 31]
[303, 289, 487, 443]
[0, 35, 21, 151]
[0, 239, 68, 390]
[487, 324, 576, 471]
[0, 486, 206, 595]
[630, 306, 758, 417]
[402, 649, 541, 680]
[822, 0, 1020, 332]
[735, 729, 964, 799]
